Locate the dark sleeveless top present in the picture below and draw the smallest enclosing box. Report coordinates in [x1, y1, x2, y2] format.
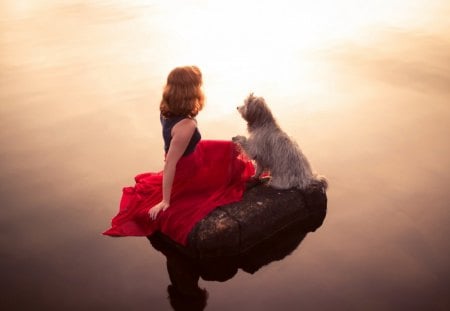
[161, 114, 201, 156]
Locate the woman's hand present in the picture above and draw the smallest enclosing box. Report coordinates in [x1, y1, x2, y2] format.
[149, 200, 170, 220]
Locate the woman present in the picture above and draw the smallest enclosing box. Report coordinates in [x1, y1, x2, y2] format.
[103, 66, 255, 245]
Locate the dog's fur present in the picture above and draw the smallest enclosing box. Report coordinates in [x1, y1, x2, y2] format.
[233, 93, 328, 191]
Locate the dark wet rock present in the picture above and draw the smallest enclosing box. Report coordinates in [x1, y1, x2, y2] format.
[148, 190, 327, 308]
[149, 183, 327, 259]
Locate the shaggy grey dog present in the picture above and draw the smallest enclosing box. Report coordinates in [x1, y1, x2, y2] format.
[232, 93, 328, 191]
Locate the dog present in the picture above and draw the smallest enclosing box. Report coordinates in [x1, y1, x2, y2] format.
[232, 93, 328, 191]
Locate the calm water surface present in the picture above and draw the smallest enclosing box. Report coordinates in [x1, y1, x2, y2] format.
[1, 1, 449, 310]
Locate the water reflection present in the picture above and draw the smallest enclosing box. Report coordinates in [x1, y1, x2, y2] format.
[148, 205, 326, 310]
[1, 0, 450, 310]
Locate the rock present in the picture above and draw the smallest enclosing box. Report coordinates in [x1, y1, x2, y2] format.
[148, 190, 327, 304]
[149, 183, 327, 259]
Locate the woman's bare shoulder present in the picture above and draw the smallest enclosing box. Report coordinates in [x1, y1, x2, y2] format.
[172, 117, 196, 135]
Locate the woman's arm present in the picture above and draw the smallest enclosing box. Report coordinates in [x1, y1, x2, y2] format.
[149, 118, 196, 220]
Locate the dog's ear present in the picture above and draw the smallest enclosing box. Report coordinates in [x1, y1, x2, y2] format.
[245, 92, 256, 106]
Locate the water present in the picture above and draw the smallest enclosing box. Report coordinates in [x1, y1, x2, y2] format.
[1, 1, 449, 310]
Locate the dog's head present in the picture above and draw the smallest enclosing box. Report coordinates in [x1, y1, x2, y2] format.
[237, 93, 275, 129]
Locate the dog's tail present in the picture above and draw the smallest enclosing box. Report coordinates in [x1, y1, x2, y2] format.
[311, 174, 328, 192]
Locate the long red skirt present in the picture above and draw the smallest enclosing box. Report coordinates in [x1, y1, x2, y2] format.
[103, 140, 255, 245]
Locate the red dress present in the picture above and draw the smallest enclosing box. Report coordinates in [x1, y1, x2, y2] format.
[103, 140, 255, 245]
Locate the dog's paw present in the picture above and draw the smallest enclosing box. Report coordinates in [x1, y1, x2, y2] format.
[232, 135, 247, 144]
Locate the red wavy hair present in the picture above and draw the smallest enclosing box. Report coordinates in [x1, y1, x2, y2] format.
[160, 66, 205, 117]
